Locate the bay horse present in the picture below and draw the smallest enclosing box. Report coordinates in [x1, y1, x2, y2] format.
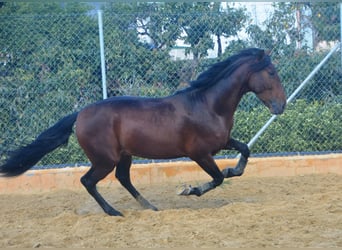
[0, 48, 286, 216]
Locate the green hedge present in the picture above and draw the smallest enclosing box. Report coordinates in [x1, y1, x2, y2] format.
[232, 99, 342, 154]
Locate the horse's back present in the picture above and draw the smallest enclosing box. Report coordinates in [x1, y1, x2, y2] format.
[76, 96, 179, 127]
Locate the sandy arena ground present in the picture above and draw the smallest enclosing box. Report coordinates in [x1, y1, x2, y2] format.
[0, 173, 341, 248]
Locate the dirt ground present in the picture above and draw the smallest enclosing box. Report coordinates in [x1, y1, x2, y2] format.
[0, 173, 341, 248]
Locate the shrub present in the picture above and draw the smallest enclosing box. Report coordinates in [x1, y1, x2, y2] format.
[231, 99, 342, 155]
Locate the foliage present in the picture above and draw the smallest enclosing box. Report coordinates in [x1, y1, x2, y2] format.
[101, 2, 248, 95]
[0, 2, 101, 159]
[246, 2, 340, 56]
[309, 2, 340, 44]
[232, 99, 342, 155]
[276, 51, 342, 102]
[247, 2, 300, 56]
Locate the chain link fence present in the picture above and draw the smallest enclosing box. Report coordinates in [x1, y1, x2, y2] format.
[0, 2, 341, 168]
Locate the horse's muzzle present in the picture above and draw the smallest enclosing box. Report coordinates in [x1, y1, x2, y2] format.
[269, 100, 286, 115]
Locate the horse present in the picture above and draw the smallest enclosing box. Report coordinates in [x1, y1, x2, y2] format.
[0, 48, 286, 216]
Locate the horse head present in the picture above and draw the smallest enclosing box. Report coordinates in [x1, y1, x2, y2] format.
[247, 49, 286, 115]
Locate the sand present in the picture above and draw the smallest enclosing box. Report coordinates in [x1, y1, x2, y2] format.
[0, 173, 341, 248]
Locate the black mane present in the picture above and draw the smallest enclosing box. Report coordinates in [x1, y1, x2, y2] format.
[176, 48, 271, 94]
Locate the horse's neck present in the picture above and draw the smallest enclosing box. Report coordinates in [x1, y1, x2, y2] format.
[209, 70, 249, 117]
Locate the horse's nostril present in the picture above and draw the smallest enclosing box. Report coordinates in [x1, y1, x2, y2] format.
[271, 101, 286, 115]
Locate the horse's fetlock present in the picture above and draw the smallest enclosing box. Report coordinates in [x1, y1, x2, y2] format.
[192, 187, 201, 196]
[235, 170, 244, 176]
[214, 176, 224, 186]
[222, 167, 244, 178]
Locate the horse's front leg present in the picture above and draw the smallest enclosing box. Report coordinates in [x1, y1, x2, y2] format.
[222, 138, 250, 178]
[179, 155, 224, 196]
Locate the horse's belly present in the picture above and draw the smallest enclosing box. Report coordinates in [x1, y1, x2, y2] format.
[122, 129, 185, 159]
[128, 144, 185, 159]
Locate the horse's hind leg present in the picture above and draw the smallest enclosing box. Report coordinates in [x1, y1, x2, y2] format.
[115, 155, 158, 211]
[81, 165, 123, 216]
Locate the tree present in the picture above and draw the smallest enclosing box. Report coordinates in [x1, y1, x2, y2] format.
[173, 2, 247, 60]
[305, 2, 340, 48]
[102, 2, 184, 96]
[246, 2, 340, 54]
[207, 3, 248, 57]
[246, 2, 303, 58]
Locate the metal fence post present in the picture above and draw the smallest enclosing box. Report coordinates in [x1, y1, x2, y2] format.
[340, 3, 342, 69]
[98, 9, 107, 100]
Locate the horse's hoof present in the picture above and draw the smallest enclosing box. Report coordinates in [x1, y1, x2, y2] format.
[106, 209, 124, 216]
[144, 203, 158, 211]
[177, 185, 192, 196]
[150, 205, 159, 211]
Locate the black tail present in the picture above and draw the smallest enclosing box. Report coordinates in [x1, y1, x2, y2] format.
[0, 112, 79, 177]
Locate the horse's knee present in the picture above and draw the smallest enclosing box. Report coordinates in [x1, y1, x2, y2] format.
[240, 144, 250, 158]
[227, 138, 250, 158]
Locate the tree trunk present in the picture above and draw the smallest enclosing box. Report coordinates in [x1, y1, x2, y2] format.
[217, 34, 222, 57]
